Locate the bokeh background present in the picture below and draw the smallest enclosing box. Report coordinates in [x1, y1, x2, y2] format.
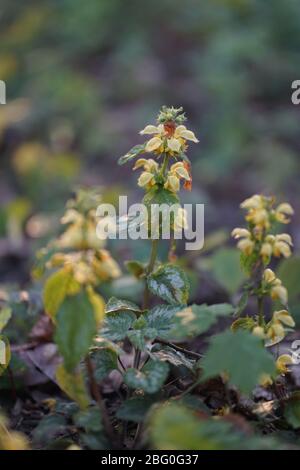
[1, 0, 300, 323]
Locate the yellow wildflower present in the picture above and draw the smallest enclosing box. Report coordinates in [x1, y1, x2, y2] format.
[273, 310, 295, 328]
[275, 203, 294, 224]
[276, 354, 293, 374]
[133, 158, 159, 189]
[263, 268, 276, 283]
[164, 162, 191, 193]
[270, 283, 288, 306]
[140, 123, 198, 156]
[237, 238, 255, 256]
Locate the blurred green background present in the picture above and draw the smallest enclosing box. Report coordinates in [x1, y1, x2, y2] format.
[0, 0, 300, 312]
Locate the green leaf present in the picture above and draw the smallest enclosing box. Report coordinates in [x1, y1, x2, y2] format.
[125, 260, 145, 278]
[284, 392, 300, 429]
[101, 312, 136, 341]
[0, 307, 12, 333]
[33, 415, 67, 444]
[124, 360, 169, 394]
[149, 403, 278, 450]
[231, 316, 256, 332]
[55, 292, 97, 371]
[92, 349, 118, 381]
[143, 186, 179, 209]
[0, 335, 11, 375]
[147, 264, 190, 305]
[105, 297, 142, 314]
[171, 303, 233, 340]
[201, 330, 276, 394]
[74, 407, 103, 433]
[43, 268, 80, 319]
[118, 144, 146, 165]
[56, 364, 89, 410]
[211, 248, 246, 295]
[144, 304, 183, 340]
[116, 396, 157, 423]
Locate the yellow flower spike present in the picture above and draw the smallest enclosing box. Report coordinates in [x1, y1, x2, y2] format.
[275, 203, 294, 224]
[231, 228, 251, 239]
[252, 326, 266, 339]
[273, 310, 295, 328]
[237, 238, 254, 255]
[145, 137, 163, 153]
[164, 175, 180, 193]
[276, 354, 293, 374]
[273, 240, 291, 258]
[271, 284, 288, 305]
[263, 268, 276, 284]
[137, 171, 155, 188]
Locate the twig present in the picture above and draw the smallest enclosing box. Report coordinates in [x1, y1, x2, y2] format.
[154, 338, 203, 359]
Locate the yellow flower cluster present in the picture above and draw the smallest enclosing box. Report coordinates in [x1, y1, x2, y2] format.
[232, 194, 294, 262]
[253, 309, 294, 345]
[263, 268, 288, 306]
[133, 158, 159, 189]
[48, 249, 121, 286]
[133, 158, 191, 193]
[260, 354, 294, 386]
[140, 123, 198, 156]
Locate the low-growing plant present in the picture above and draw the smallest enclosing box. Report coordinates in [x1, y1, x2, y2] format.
[32, 107, 297, 450]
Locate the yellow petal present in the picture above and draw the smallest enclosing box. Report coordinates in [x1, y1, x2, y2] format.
[167, 138, 181, 153]
[145, 158, 159, 172]
[276, 203, 294, 215]
[237, 238, 254, 255]
[240, 195, 262, 210]
[139, 125, 159, 135]
[133, 158, 148, 170]
[271, 285, 288, 305]
[252, 326, 266, 339]
[260, 242, 272, 258]
[273, 241, 291, 258]
[275, 233, 293, 246]
[138, 171, 154, 187]
[164, 175, 180, 192]
[276, 354, 293, 374]
[173, 166, 190, 180]
[263, 268, 276, 284]
[231, 228, 251, 239]
[177, 127, 199, 143]
[145, 137, 162, 152]
[273, 310, 295, 327]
